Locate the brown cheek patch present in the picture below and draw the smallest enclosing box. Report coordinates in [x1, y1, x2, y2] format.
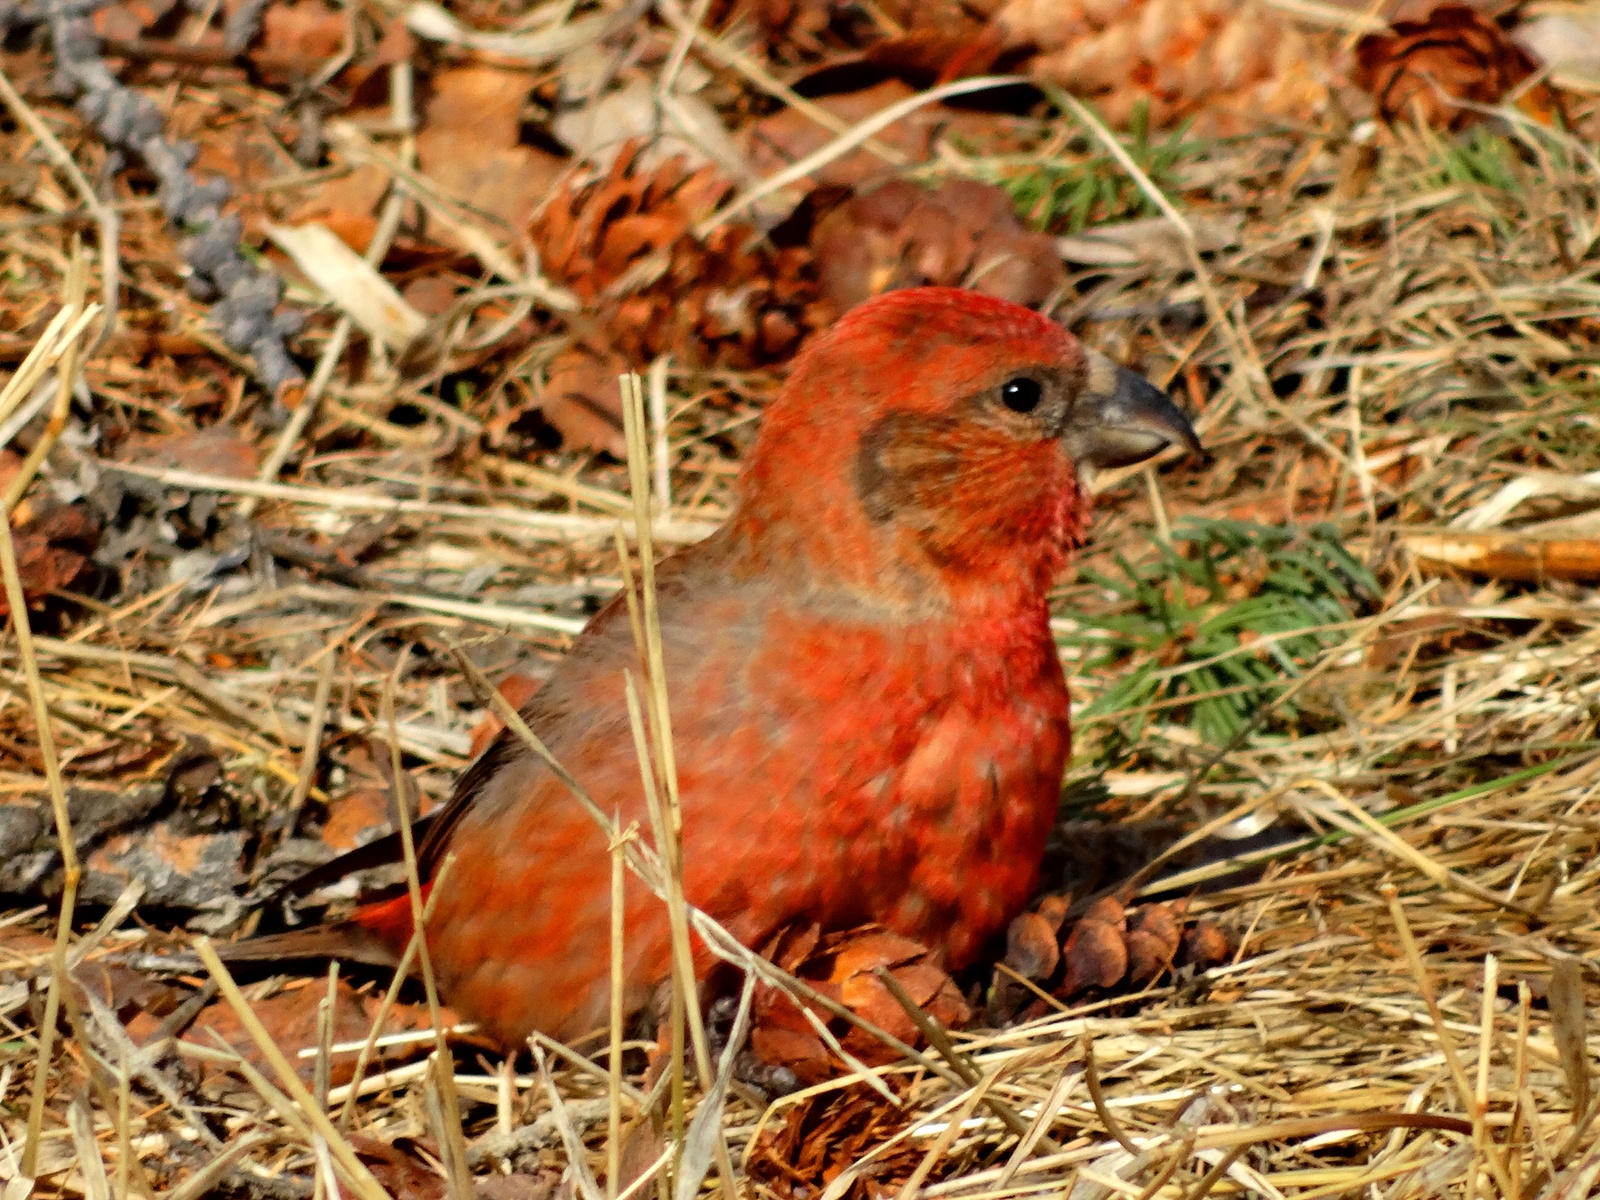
[855, 412, 964, 525]
[855, 412, 1072, 568]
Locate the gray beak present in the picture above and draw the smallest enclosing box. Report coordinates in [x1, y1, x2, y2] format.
[1063, 351, 1202, 470]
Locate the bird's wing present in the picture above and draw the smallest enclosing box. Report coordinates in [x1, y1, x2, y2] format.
[261, 540, 742, 906]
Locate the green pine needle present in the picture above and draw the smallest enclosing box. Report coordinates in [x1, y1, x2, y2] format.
[1067, 518, 1378, 746]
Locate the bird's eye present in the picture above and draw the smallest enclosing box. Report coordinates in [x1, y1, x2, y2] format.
[1000, 377, 1043, 413]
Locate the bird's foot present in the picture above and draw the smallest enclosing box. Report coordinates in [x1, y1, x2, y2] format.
[708, 994, 801, 1098]
[639, 984, 801, 1101]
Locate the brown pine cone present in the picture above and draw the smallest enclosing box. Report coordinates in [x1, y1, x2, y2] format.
[985, 0, 1332, 133]
[1353, 5, 1567, 130]
[748, 923, 972, 1084]
[993, 893, 1232, 1022]
[526, 143, 829, 451]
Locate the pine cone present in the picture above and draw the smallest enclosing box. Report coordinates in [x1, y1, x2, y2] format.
[749, 923, 972, 1084]
[527, 143, 828, 451]
[812, 178, 1067, 313]
[986, 0, 1333, 133]
[990, 894, 1232, 1023]
[716, 0, 1004, 62]
[1354, 5, 1566, 130]
[749, 1079, 929, 1200]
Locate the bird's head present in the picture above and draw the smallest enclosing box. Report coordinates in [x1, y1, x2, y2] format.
[730, 287, 1200, 614]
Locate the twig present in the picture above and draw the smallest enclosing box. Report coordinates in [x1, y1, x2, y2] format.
[14, 250, 92, 1182]
[379, 653, 471, 1197]
[534, 1043, 606, 1200]
[96, 458, 720, 544]
[617, 370, 735, 1198]
[1177, 1145, 1244, 1200]
[287, 650, 338, 819]
[1084, 1040, 1142, 1158]
[608, 816, 633, 1200]
[1302, 780, 1540, 918]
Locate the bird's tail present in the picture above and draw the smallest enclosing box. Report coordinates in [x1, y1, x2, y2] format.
[218, 887, 426, 968]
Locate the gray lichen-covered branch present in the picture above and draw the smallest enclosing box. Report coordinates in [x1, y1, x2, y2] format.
[2, 0, 304, 402]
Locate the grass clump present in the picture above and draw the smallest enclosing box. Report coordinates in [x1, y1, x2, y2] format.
[998, 103, 1201, 232]
[1069, 519, 1378, 746]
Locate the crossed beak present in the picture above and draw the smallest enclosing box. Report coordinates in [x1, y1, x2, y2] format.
[1063, 350, 1203, 470]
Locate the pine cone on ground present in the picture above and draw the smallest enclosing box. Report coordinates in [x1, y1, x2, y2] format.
[811, 178, 1067, 314]
[749, 923, 972, 1084]
[1353, 4, 1566, 130]
[748, 1079, 931, 1200]
[990, 893, 1231, 1023]
[984, 0, 1333, 133]
[526, 143, 828, 452]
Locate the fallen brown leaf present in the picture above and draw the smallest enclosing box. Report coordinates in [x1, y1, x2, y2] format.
[289, 60, 557, 254]
[317, 740, 440, 852]
[121, 423, 260, 479]
[319, 786, 392, 853]
[534, 347, 630, 457]
[254, 0, 344, 82]
[475, 1170, 562, 1200]
[741, 78, 974, 190]
[416, 65, 566, 233]
[344, 1135, 447, 1200]
[72, 960, 188, 1023]
[0, 504, 101, 616]
[92, 0, 179, 41]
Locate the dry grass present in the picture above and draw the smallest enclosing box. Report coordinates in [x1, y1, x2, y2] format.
[0, 29, 1598, 1200]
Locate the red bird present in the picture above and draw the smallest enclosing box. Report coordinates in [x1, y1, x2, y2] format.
[243, 288, 1198, 1049]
